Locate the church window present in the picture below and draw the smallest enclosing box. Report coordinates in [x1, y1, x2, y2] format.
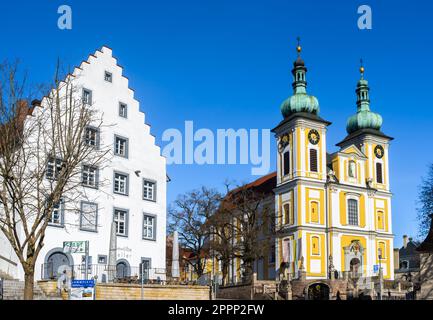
[348, 160, 356, 178]
[284, 203, 293, 225]
[377, 210, 385, 230]
[378, 242, 386, 260]
[376, 163, 383, 184]
[283, 150, 290, 176]
[347, 199, 359, 226]
[311, 236, 320, 255]
[309, 149, 318, 172]
[310, 201, 319, 223]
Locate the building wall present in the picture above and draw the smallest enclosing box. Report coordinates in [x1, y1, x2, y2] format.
[0, 47, 167, 281]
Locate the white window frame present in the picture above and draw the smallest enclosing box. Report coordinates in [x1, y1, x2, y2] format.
[48, 199, 64, 227]
[104, 71, 113, 83]
[119, 102, 128, 118]
[308, 146, 319, 173]
[80, 201, 98, 232]
[84, 126, 99, 148]
[375, 160, 384, 184]
[113, 171, 129, 196]
[46, 156, 63, 180]
[347, 196, 359, 226]
[143, 179, 156, 202]
[114, 135, 129, 158]
[82, 165, 99, 188]
[142, 214, 156, 241]
[114, 208, 129, 237]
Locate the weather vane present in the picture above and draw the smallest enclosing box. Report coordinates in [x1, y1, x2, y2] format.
[296, 37, 302, 55]
[360, 58, 365, 78]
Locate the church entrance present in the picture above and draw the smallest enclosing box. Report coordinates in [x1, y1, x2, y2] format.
[307, 283, 330, 300]
[46, 251, 70, 279]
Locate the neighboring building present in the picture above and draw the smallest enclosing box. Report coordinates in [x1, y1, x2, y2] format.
[395, 235, 420, 277]
[417, 215, 433, 299]
[0, 46, 167, 282]
[272, 44, 394, 281]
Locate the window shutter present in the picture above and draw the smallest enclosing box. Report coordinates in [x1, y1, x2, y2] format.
[283, 151, 290, 176]
[310, 149, 318, 172]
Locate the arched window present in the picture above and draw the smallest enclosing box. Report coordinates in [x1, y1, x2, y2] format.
[376, 162, 383, 184]
[312, 236, 320, 255]
[283, 150, 290, 176]
[400, 260, 409, 270]
[348, 160, 356, 178]
[310, 201, 319, 223]
[347, 199, 359, 226]
[283, 203, 293, 225]
[377, 210, 384, 230]
[309, 149, 318, 172]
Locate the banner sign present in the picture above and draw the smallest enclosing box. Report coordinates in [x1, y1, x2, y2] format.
[63, 241, 87, 253]
[70, 280, 95, 300]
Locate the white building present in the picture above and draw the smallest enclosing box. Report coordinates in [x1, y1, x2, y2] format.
[0, 46, 167, 282]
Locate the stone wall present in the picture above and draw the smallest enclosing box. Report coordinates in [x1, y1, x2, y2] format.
[419, 253, 433, 300]
[216, 283, 253, 300]
[37, 281, 210, 300]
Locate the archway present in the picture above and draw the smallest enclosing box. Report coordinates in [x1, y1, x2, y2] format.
[116, 259, 130, 279]
[307, 283, 330, 300]
[44, 249, 73, 280]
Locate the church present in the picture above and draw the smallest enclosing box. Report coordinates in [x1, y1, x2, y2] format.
[270, 42, 394, 282]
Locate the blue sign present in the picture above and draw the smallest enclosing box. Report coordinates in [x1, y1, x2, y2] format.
[71, 280, 95, 288]
[373, 265, 379, 273]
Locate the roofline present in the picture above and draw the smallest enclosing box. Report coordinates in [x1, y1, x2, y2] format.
[272, 112, 332, 133]
[336, 128, 394, 147]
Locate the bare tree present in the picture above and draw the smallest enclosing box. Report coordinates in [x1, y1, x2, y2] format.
[417, 163, 433, 238]
[0, 61, 110, 299]
[215, 182, 275, 284]
[168, 187, 221, 279]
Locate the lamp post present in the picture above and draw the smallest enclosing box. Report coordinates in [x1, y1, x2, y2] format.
[378, 248, 383, 300]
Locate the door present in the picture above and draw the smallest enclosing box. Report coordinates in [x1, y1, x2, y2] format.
[140, 258, 151, 283]
[308, 283, 330, 300]
[47, 252, 70, 279]
[116, 261, 128, 279]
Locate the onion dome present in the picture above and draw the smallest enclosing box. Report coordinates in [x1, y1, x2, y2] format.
[346, 61, 383, 134]
[280, 38, 320, 118]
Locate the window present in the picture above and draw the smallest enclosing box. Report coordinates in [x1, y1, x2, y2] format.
[310, 201, 319, 223]
[377, 210, 385, 230]
[114, 209, 128, 236]
[143, 179, 156, 201]
[46, 157, 64, 179]
[400, 260, 409, 270]
[143, 214, 156, 240]
[80, 201, 98, 232]
[312, 236, 320, 255]
[347, 199, 359, 226]
[85, 127, 99, 148]
[104, 71, 112, 82]
[284, 203, 293, 225]
[49, 200, 64, 226]
[82, 165, 99, 188]
[378, 242, 386, 260]
[98, 255, 107, 264]
[114, 135, 128, 158]
[119, 103, 127, 118]
[283, 150, 290, 176]
[376, 163, 383, 184]
[348, 160, 356, 178]
[114, 172, 129, 195]
[82, 88, 92, 105]
[309, 149, 318, 172]
[269, 244, 276, 264]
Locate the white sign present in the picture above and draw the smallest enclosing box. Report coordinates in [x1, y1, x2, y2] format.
[63, 241, 87, 254]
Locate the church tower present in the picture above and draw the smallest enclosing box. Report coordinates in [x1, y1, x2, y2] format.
[272, 40, 331, 279]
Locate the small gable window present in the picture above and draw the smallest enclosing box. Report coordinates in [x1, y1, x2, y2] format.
[104, 71, 112, 82]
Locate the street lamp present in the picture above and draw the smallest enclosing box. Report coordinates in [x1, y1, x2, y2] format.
[378, 248, 383, 300]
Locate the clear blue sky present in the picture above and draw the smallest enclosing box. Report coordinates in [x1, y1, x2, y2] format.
[1, 0, 432, 246]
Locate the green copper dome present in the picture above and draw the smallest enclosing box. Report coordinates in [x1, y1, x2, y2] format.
[346, 72, 383, 134]
[280, 51, 320, 118]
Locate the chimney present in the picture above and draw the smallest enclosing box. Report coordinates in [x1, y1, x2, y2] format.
[403, 235, 408, 248]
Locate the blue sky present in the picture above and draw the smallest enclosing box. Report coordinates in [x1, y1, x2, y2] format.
[1, 0, 432, 246]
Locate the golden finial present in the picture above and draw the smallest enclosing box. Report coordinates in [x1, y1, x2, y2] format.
[296, 37, 302, 54]
[360, 58, 365, 78]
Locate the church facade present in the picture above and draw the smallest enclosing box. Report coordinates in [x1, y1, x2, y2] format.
[273, 44, 394, 281]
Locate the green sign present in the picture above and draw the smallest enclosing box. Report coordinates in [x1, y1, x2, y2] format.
[63, 241, 87, 253]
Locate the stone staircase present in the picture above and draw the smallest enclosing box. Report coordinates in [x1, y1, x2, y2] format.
[1, 279, 62, 300]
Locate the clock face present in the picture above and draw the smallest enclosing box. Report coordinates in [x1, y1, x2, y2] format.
[374, 145, 384, 159]
[308, 129, 320, 145]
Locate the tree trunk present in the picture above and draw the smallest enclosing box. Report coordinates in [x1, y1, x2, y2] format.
[24, 269, 35, 300]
